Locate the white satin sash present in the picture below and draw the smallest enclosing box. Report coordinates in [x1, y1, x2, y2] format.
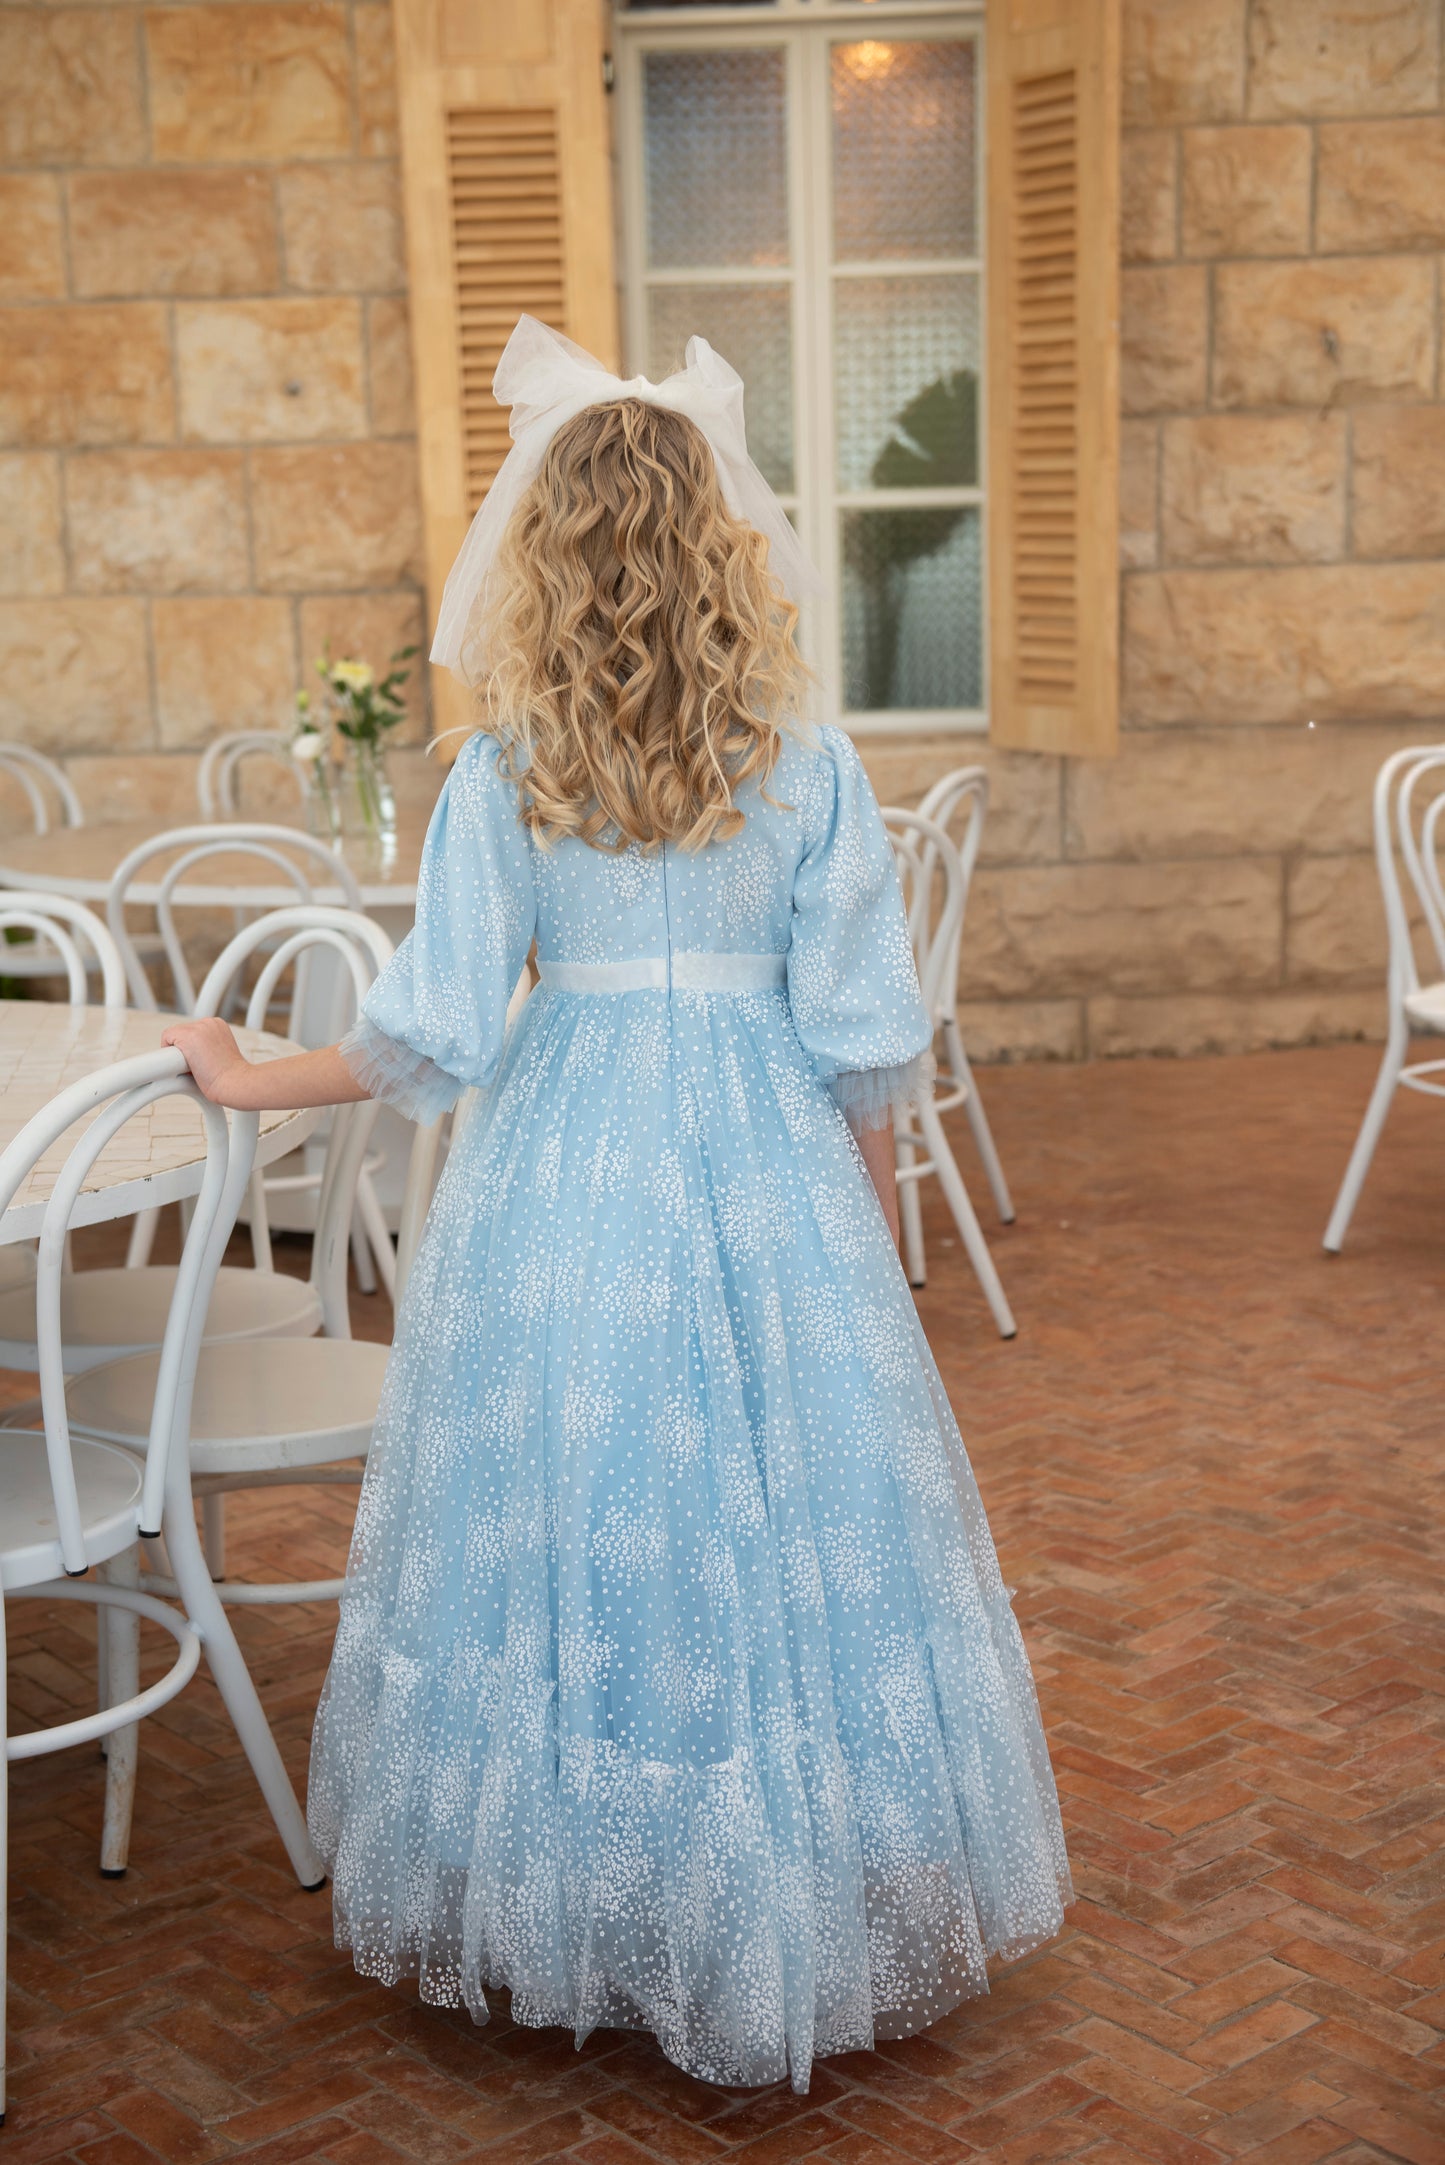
[536, 952, 787, 995]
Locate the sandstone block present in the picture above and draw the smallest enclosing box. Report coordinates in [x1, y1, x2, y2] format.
[387, 745, 447, 822]
[855, 739, 1062, 864]
[1247, 0, 1438, 119]
[0, 306, 174, 449]
[1121, 132, 1177, 263]
[1123, 0, 1246, 126]
[1285, 855, 1385, 983]
[251, 442, 423, 590]
[1121, 267, 1208, 416]
[62, 753, 201, 826]
[1180, 125, 1310, 256]
[0, 599, 151, 752]
[1120, 421, 1160, 571]
[1087, 986, 1384, 1058]
[0, 177, 64, 302]
[964, 858, 1281, 998]
[367, 297, 416, 435]
[69, 171, 279, 300]
[1125, 565, 1445, 725]
[1066, 723, 1416, 862]
[153, 597, 298, 747]
[299, 591, 428, 742]
[279, 163, 405, 293]
[1161, 414, 1345, 565]
[146, 4, 351, 163]
[176, 299, 365, 443]
[355, 2, 400, 156]
[1212, 260, 1434, 410]
[954, 999, 1085, 1064]
[1316, 120, 1445, 252]
[1352, 408, 1445, 560]
[0, 454, 64, 597]
[0, 12, 146, 164]
[66, 451, 250, 595]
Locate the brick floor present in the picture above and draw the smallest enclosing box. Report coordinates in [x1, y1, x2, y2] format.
[5, 1041, 1445, 2163]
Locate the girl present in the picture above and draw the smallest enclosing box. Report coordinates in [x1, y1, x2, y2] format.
[165, 318, 1069, 2095]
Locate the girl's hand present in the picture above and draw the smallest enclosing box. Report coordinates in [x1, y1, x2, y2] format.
[161, 1017, 254, 1107]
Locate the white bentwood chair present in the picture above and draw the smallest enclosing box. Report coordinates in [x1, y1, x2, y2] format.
[197, 733, 304, 821]
[0, 898, 127, 1303]
[0, 749, 88, 996]
[915, 766, 1015, 1225]
[1324, 744, 1445, 1252]
[883, 807, 1016, 1339]
[0, 1048, 245, 2125]
[65, 908, 401, 1617]
[104, 824, 395, 1293]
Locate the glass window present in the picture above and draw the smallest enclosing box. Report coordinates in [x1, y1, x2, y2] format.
[619, 8, 983, 733]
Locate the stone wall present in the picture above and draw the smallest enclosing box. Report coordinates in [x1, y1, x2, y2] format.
[2, 0, 1442, 1057]
[0, 0, 428, 829]
[867, 0, 1445, 1062]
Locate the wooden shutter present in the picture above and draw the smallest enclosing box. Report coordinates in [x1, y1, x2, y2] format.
[985, 0, 1120, 756]
[392, 0, 618, 742]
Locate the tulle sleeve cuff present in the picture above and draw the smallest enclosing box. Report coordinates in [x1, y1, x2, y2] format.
[827, 1053, 933, 1130]
[339, 1016, 464, 1126]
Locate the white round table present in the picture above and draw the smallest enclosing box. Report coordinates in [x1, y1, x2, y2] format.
[0, 1001, 319, 1245]
[0, 811, 430, 911]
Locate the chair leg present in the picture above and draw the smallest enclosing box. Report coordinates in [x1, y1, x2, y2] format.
[163, 1483, 326, 1889]
[895, 1127, 928, 1289]
[201, 1492, 226, 1578]
[1323, 1019, 1408, 1253]
[247, 1170, 274, 1274]
[355, 1170, 397, 1303]
[125, 1208, 159, 1269]
[916, 1096, 1017, 1339]
[99, 1550, 140, 1878]
[350, 1216, 376, 1294]
[946, 1021, 1015, 1224]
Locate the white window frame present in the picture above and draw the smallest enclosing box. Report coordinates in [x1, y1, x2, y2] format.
[614, 0, 987, 739]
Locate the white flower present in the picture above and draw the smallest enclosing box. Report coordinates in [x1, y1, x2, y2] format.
[330, 659, 374, 693]
[291, 730, 326, 763]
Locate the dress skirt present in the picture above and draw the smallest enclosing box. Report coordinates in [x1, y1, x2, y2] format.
[309, 982, 1071, 2094]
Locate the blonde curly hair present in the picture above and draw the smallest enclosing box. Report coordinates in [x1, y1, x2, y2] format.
[472, 397, 810, 853]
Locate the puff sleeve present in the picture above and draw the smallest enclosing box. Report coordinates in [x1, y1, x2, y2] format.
[786, 724, 932, 1128]
[339, 733, 536, 1123]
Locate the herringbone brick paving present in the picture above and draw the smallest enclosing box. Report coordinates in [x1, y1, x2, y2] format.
[4, 1043, 1444, 2163]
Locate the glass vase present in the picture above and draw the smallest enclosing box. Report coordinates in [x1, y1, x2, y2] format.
[300, 758, 342, 845]
[343, 737, 398, 850]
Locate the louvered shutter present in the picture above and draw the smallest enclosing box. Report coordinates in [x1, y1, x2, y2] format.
[392, 0, 618, 741]
[985, 0, 1120, 756]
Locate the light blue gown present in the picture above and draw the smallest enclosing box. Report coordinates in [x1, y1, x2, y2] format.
[309, 722, 1070, 2093]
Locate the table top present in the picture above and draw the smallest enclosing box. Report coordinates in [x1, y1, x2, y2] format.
[0, 1001, 319, 1243]
[0, 808, 431, 910]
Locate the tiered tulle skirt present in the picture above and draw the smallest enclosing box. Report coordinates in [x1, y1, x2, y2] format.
[309, 985, 1070, 2092]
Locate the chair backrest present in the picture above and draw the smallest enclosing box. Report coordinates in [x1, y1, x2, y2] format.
[882, 806, 965, 1023]
[197, 733, 303, 820]
[915, 765, 988, 1026]
[195, 905, 395, 1334]
[0, 1049, 246, 1568]
[0, 892, 127, 1006]
[1370, 746, 1445, 1007]
[106, 823, 364, 1013]
[0, 744, 84, 835]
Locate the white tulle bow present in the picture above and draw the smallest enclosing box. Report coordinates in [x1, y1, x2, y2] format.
[430, 315, 822, 683]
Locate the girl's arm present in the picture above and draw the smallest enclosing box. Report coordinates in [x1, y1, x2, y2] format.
[852, 1116, 900, 1246]
[160, 1018, 372, 1112]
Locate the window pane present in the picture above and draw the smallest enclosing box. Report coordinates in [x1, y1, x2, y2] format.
[644, 49, 789, 270]
[841, 507, 982, 712]
[647, 284, 794, 492]
[831, 41, 976, 262]
[834, 274, 978, 492]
